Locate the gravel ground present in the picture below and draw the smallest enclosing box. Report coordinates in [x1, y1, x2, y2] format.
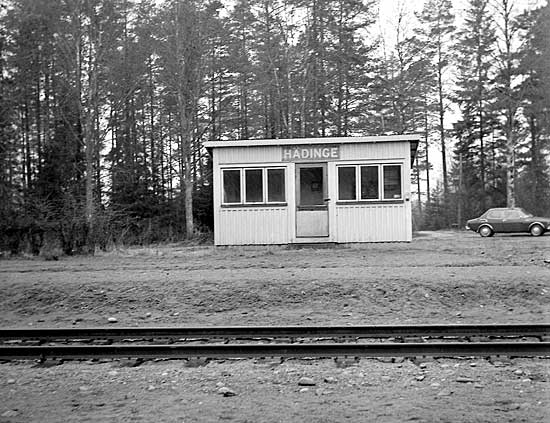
[0, 230, 549, 422]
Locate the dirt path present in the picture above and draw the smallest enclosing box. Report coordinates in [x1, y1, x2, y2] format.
[0, 231, 549, 422]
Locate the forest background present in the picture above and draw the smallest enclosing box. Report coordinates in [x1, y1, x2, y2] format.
[0, 0, 548, 255]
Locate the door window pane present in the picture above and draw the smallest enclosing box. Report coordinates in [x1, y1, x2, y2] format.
[360, 166, 379, 199]
[506, 210, 521, 219]
[223, 170, 241, 203]
[245, 169, 263, 202]
[487, 210, 504, 219]
[300, 167, 324, 205]
[267, 169, 285, 202]
[383, 165, 402, 199]
[338, 167, 356, 200]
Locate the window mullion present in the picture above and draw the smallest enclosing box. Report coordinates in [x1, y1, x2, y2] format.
[221, 170, 225, 204]
[263, 168, 268, 203]
[356, 166, 361, 200]
[379, 165, 383, 200]
[241, 168, 245, 203]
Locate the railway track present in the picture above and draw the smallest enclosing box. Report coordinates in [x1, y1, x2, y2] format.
[1, 324, 549, 361]
[2, 323, 549, 341]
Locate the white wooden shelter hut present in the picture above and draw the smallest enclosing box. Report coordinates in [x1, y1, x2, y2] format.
[204, 135, 419, 245]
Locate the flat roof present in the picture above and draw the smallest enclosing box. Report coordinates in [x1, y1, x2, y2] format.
[204, 134, 420, 148]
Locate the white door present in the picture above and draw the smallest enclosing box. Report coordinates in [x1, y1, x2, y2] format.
[295, 163, 329, 237]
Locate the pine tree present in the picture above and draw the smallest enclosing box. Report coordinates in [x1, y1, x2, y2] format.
[515, 4, 550, 215]
[0, 22, 19, 236]
[454, 0, 498, 215]
[492, 0, 523, 208]
[227, 0, 256, 140]
[372, 4, 431, 136]
[326, 0, 377, 136]
[415, 0, 455, 201]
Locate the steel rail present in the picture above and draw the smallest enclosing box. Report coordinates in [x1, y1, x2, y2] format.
[1, 324, 548, 342]
[0, 342, 549, 360]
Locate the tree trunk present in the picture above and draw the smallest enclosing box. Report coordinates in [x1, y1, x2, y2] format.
[424, 97, 431, 203]
[84, 75, 98, 251]
[184, 156, 194, 239]
[506, 132, 515, 207]
[501, 0, 516, 208]
[457, 152, 463, 226]
[81, 5, 100, 252]
[437, 46, 447, 198]
[149, 57, 156, 195]
[177, 90, 194, 238]
[416, 158, 422, 214]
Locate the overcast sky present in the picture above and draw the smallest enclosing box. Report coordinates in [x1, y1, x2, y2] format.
[378, 0, 545, 47]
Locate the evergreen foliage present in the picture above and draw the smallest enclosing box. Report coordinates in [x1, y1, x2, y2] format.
[0, 0, 548, 253]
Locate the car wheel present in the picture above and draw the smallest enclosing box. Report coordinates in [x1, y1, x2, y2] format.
[530, 224, 543, 237]
[479, 226, 493, 237]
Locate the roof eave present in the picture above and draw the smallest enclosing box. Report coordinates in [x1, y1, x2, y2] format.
[204, 135, 421, 149]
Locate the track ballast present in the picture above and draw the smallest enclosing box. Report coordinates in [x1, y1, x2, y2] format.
[1, 324, 549, 361]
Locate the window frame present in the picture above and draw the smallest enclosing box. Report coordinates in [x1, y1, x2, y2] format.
[381, 164, 403, 201]
[360, 165, 380, 200]
[337, 166, 358, 201]
[221, 168, 242, 205]
[266, 168, 286, 203]
[244, 167, 264, 204]
[221, 166, 287, 206]
[336, 163, 403, 204]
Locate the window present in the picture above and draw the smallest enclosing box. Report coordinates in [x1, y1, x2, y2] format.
[267, 169, 285, 202]
[223, 169, 241, 203]
[361, 166, 379, 200]
[383, 165, 402, 199]
[338, 167, 356, 200]
[506, 210, 519, 219]
[222, 167, 286, 205]
[245, 169, 263, 202]
[487, 210, 504, 219]
[505, 210, 527, 219]
[300, 167, 324, 205]
[337, 164, 402, 202]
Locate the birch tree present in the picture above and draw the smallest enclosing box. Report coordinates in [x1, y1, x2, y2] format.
[157, 0, 219, 238]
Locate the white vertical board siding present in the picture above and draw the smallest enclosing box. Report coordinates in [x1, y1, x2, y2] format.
[216, 142, 409, 164]
[211, 138, 415, 244]
[217, 146, 280, 164]
[341, 142, 407, 161]
[332, 140, 413, 242]
[216, 207, 290, 245]
[213, 147, 292, 245]
[212, 149, 222, 245]
[334, 204, 410, 242]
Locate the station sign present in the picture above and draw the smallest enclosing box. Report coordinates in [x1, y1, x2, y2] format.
[282, 145, 340, 162]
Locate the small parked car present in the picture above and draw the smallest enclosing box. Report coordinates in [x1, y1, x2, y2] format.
[466, 207, 550, 237]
